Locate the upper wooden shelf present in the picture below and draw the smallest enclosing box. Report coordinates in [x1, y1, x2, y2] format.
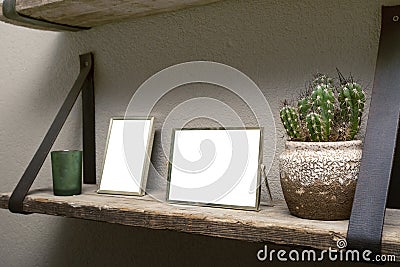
[0, 185, 399, 258]
[0, 0, 222, 30]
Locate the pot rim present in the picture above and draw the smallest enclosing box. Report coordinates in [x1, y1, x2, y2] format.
[285, 140, 362, 150]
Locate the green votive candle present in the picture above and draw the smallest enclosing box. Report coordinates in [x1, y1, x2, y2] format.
[51, 150, 82, 196]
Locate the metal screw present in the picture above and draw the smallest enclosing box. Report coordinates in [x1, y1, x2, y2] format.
[393, 15, 399, 22]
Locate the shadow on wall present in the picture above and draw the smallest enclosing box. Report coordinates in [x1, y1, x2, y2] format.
[47, 218, 399, 267]
[0, 26, 88, 192]
[47, 218, 265, 266]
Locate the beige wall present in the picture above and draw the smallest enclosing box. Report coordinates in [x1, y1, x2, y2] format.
[1, 0, 399, 266]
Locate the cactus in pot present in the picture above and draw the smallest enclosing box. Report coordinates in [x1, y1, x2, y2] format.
[279, 73, 366, 142]
[279, 72, 366, 220]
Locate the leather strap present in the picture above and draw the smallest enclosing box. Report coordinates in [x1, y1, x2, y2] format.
[8, 54, 95, 214]
[387, 120, 400, 209]
[2, 0, 89, 31]
[347, 5, 400, 256]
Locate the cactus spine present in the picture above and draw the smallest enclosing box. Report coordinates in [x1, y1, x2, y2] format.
[306, 113, 323, 141]
[338, 82, 365, 140]
[280, 106, 302, 140]
[312, 74, 334, 87]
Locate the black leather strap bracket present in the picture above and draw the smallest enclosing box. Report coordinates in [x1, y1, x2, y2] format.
[347, 5, 400, 256]
[8, 53, 96, 214]
[387, 120, 400, 209]
[2, 0, 90, 31]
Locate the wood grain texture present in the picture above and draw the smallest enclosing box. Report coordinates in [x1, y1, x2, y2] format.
[0, 0, 223, 30]
[0, 185, 399, 257]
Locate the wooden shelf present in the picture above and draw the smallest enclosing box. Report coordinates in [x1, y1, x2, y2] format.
[0, 0, 222, 30]
[0, 185, 399, 257]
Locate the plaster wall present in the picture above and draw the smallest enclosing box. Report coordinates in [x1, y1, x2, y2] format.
[1, 0, 399, 265]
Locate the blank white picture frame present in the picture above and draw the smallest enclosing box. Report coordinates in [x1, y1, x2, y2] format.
[167, 128, 263, 210]
[98, 117, 155, 196]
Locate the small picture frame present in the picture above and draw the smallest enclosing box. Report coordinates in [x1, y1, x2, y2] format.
[167, 127, 263, 210]
[98, 117, 155, 196]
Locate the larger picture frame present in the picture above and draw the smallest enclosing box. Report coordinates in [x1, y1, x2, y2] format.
[98, 117, 155, 196]
[167, 127, 263, 210]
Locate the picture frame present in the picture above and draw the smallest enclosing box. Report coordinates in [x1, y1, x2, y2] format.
[98, 117, 155, 196]
[166, 127, 263, 210]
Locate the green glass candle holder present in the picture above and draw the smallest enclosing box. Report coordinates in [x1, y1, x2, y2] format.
[51, 150, 82, 196]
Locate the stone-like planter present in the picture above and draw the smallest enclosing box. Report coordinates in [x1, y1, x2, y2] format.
[279, 140, 362, 220]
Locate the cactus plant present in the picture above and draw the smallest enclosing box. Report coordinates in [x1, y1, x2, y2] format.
[306, 113, 323, 141]
[280, 106, 302, 140]
[279, 72, 366, 142]
[338, 82, 366, 140]
[312, 73, 334, 87]
[297, 96, 311, 120]
[310, 83, 335, 141]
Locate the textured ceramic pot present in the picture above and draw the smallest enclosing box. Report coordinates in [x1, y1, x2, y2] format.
[279, 140, 362, 220]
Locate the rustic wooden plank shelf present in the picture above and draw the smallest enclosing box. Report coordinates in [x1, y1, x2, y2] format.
[0, 0, 222, 30]
[0, 185, 399, 257]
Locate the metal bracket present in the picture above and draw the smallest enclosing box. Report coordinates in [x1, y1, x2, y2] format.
[347, 5, 400, 256]
[8, 53, 96, 214]
[2, 0, 90, 32]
